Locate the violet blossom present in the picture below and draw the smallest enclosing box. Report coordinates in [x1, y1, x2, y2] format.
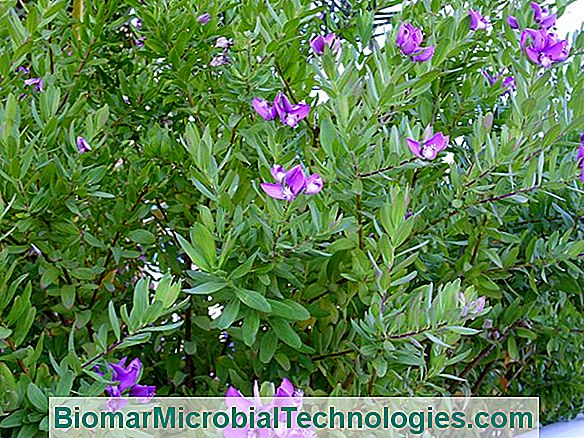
[469, 9, 489, 31]
[506, 15, 520, 30]
[396, 22, 435, 63]
[309, 33, 340, 55]
[24, 77, 43, 92]
[215, 37, 233, 48]
[225, 379, 310, 438]
[482, 70, 516, 95]
[261, 164, 323, 202]
[273, 92, 310, 127]
[103, 357, 156, 404]
[210, 54, 230, 67]
[252, 98, 277, 121]
[108, 357, 141, 392]
[520, 28, 569, 67]
[406, 129, 449, 160]
[76, 136, 92, 154]
[577, 133, 584, 183]
[197, 13, 211, 25]
[530, 2, 556, 29]
[461, 295, 487, 317]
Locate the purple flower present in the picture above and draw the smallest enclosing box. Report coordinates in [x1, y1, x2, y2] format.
[309, 33, 340, 55]
[273, 92, 310, 127]
[252, 98, 277, 121]
[530, 2, 556, 29]
[225, 380, 307, 438]
[482, 70, 516, 95]
[521, 28, 569, 68]
[102, 357, 156, 406]
[461, 294, 487, 317]
[24, 77, 43, 92]
[215, 37, 233, 48]
[197, 13, 211, 25]
[135, 36, 146, 48]
[411, 46, 435, 62]
[407, 129, 449, 160]
[506, 15, 520, 30]
[469, 9, 489, 31]
[129, 384, 156, 403]
[76, 136, 92, 153]
[131, 17, 142, 29]
[261, 164, 323, 202]
[396, 22, 434, 63]
[17, 66, 30, 76]
[109, 357, 141, 392]
[210, 54, 230, 67]
[577, 134, 584, 183]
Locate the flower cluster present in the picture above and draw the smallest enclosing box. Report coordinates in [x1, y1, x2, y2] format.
[261, 164, 323, 202]
[210, 37, 234, 67]
[309, 33, 340, 55]
[395, 22, 434, 62]
[520, 28, 569, 68]
[407, 128, 449, 161]
[505, 2, 569, 67]
[252, 92, 310, 127]
[225, 379, 312, 438]
[95, 357, 156, 408]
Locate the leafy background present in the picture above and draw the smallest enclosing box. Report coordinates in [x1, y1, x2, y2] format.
[0, 0, 583, 436]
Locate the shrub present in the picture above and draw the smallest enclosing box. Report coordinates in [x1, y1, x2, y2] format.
[0, 0, 583, 435]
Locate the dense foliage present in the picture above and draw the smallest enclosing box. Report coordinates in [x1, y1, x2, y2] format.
[0, 0, 583, 436]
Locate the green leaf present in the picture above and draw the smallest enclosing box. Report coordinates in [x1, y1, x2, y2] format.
[61, 285, 75, 310]
[191, 224, 216, 268]
[128, 229, 156, 245]
[267, 299, 310, 321]
[447, 326, 480, 335]
[229, 253, 257, 280]
[177, 233, 210, 271]
[235, 289, 272, 313]
[184, 281, 227, 295]
[56, 370, 74, 397]
[242, 312, 260, 346]
[27, 383, 48, 412]
[260, 331, 278, 363]
[269, 318, 302, 349]
[0, 411, 26, 429]
[108, 301, 121, 341]
[212, 299, 240, 330]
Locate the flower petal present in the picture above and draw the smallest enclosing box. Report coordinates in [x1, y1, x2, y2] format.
[274, 92, 294, 120]
[130, 384, 156, 404]
[525, 47, 541, 65]
[285, 165, 306, 195]
[305, 174, 323, 195]
[310, 35, 326, 55]
[261, 183, 287, 200]
[425, 132, 448, 152]
[406, 139, 423, 158]
[270, 165, 286, 183]
[506, 15, 519, 29]
[252, 98, 276, 121]
[411, 46, 434, 62]
[225, 387, 254, 411]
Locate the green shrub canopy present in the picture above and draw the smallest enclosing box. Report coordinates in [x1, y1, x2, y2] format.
[0, 0, 583, 435]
